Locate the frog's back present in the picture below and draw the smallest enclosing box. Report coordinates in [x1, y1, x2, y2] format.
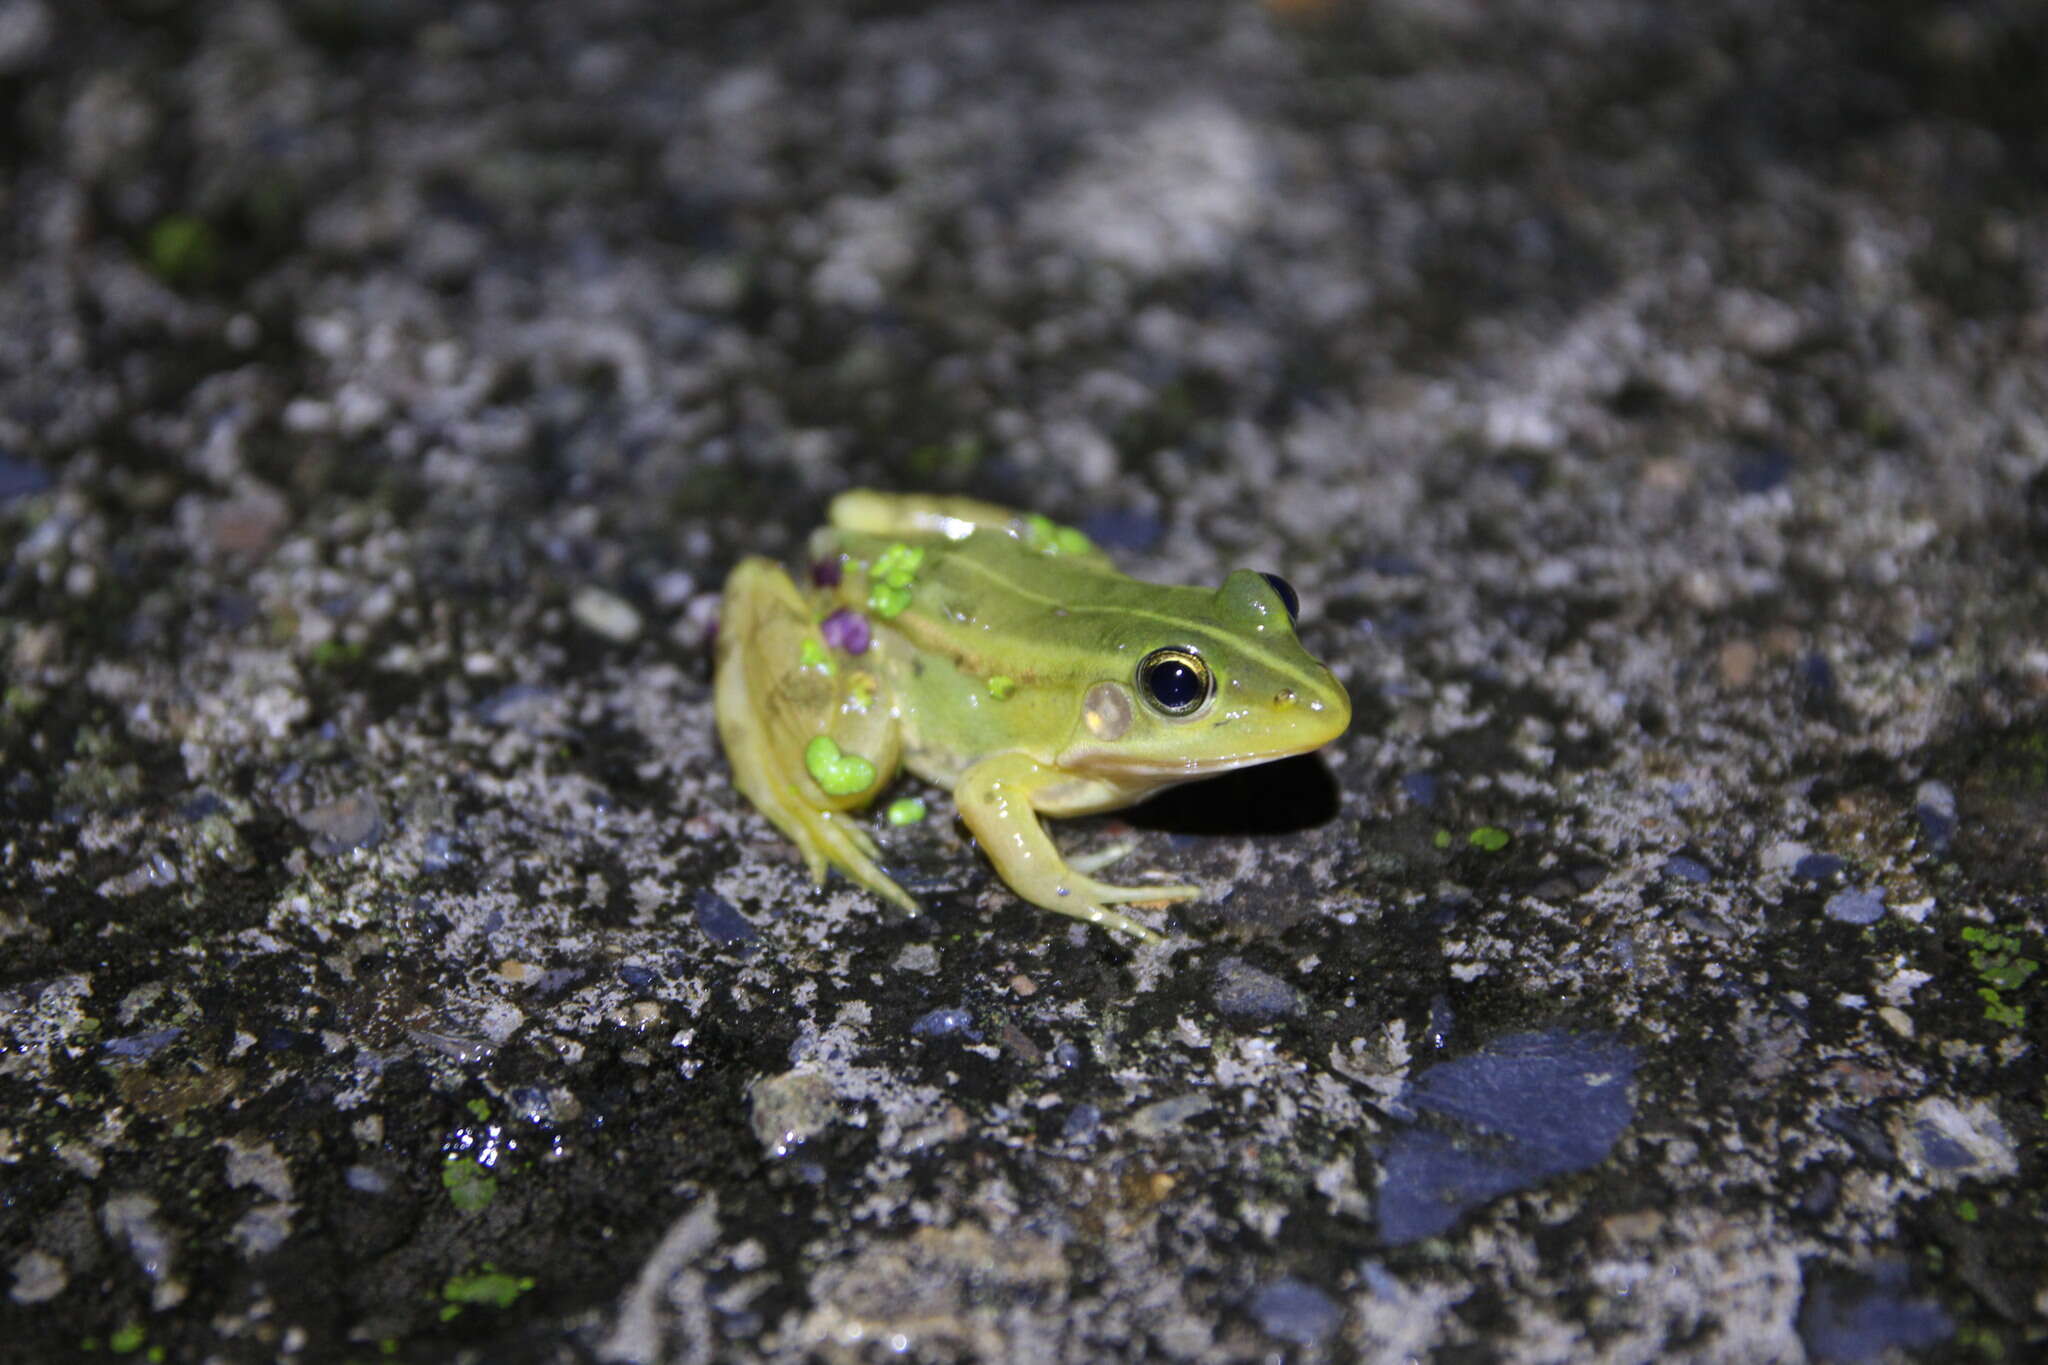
[829, 490, 1034, 544]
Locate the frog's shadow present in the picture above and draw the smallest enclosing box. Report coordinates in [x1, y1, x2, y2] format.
[1118, 753, 1341, 837]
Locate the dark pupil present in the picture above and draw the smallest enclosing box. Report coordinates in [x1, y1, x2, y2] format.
[1259, 573, 1300, 624]
[1147, 657, 1204, 711]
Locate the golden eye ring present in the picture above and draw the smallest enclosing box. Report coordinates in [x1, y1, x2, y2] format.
[1136, 647, 1212, 717]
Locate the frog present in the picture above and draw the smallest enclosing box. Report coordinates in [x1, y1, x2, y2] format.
[712, 490, 1350, 941]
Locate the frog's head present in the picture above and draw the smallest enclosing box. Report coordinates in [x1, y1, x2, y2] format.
[1058, 569, 1351, 785]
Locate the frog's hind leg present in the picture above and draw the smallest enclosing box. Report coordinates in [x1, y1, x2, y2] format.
[714, 557, 914, 913]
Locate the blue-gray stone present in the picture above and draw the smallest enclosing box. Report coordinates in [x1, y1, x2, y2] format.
[103, 1027, 184, 1058]
[1910, 1121, 1976, 1171]
[179, 792, 228, 822]
[1797, 1260, 1950, 1363]
[910, 1006, 979, 1041]
[1662, 855, 1712, 883]
[1731, 447, 1792, 494]
[1817, 1108, 1893, 1164]
[1794, 853, 1845, 881]
[1248, 1277, 1343, 1346]
[1061, 1103, 1101, 1145]
[1377, 1030, 1639, 1244]
[692, 890, 759, 949]
[1823, 888, 1885, 925]
[1913, 781, 1956, 854]
[1367, 552, 1424, 577]
[474, 683, 557, 730]
[0, 453, 51, 501]
[421, 832, 462, 873]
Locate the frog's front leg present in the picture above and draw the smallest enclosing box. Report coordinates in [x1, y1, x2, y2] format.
[953, 752, 1195, 942]
[714, 557, 914, 912]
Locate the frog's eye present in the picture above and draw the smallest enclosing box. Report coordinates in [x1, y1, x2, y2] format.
[1137, 647, 1212, 717]
[1258, 573, 1300, 626]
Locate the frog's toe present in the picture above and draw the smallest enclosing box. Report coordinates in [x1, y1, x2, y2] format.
[1084, 878, 1203, 906]
[1061, 901, 1167, 942]
[1067, 839, 1139, 876]
[798, 811, 915, 911]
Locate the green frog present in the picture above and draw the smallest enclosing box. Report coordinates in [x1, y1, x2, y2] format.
[713, 490, 1350, 941]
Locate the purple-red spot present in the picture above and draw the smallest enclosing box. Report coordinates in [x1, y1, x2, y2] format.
[810, 558, 843, 587]
[821, 608, 871, 655]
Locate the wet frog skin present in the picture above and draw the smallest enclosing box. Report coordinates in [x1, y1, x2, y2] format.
[713, 490, 1350, 940]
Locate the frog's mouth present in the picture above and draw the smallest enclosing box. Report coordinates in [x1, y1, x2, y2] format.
[1062, 705, 1351, 784]
[1077, 736, 1334, 783]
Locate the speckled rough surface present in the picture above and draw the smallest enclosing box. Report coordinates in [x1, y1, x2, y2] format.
[3, 1, 2046, 1361]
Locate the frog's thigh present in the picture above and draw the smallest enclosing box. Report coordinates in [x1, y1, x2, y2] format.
[715, 558, 913, 911]
[953, 753, 1194, 942]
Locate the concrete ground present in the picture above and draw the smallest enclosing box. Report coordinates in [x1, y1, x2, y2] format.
[2, 0, 2044, 1360]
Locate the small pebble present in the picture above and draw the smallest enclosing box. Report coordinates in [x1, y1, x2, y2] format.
[8, 1248, 66, 1305]
[1824, 888, 1886, 925]
[179, 791, 228, 822]
[1128, 1093, 1213, 1138]
[205, 483, 292, 557]
[1797, 1260, 1951, 1364]
[692, 890, 759, 949]
[1212, 956, 1302, 1022]
[1009, 974, 1037, 997]
[892, 944, 939, 974]
[345, 1165, 392, 1195]
[748, 1069, 838, 1158]
[299, 792, 385, 856]
[571, 585, 643, 643]
[102, 1027, 183, 1059]
[1248, 1277, 1343, 1347]
[910, 1007, 980, 1041]
[1662, 855, 1712, 884]
[1797, 653, 1837, 706]
[474, 683, 558, 730]
[421, 832, 462, 873]
[1718, 640, 1760, 688]
[1793, 853, 1845, 882]
[1061, 1103, 1101, 1145]
[651, 570, 696, 609]
[1731, 446, 1793, 494]
[0, 451, 53, 500]
[1913, 780, 1956, 853]
[0, 1, 56, 77]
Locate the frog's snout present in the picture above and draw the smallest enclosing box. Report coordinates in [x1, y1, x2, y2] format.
[1305, 670, 1353, 742]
